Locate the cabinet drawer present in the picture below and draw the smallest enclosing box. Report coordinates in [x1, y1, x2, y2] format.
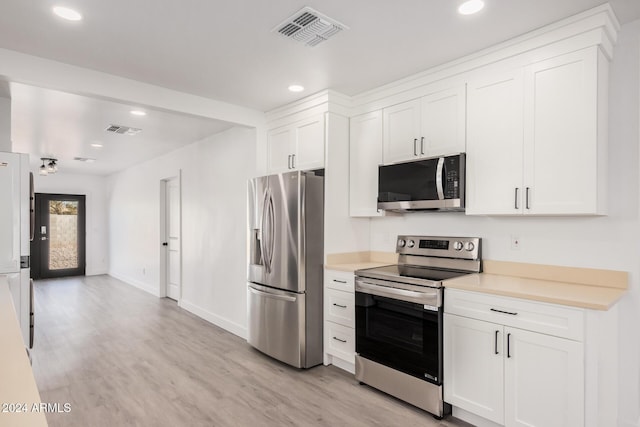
[324, 322, 355, 362]
[324, 269, 355, 292]
[325, 288, 355, 328]
[445, 288, 584, 341]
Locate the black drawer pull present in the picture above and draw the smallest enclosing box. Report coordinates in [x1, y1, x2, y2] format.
[507, 333, 512, 358]
[494, 330, 499, 355]
[490, 308, 518, 316]
[333, 336, 347, 343]
[333, 279, 347, 284]
[332, 303, 347, 308]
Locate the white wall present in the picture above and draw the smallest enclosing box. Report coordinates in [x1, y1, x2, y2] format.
[106, 126, 255, 337]
[368, 20, 640, 426]
[33, 172, 109, 276]
[0, 96, 10, 152]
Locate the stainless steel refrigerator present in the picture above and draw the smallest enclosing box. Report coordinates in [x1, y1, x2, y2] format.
[247, 170, 324, 369]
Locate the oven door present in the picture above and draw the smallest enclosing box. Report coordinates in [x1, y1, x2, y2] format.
[355, 280, 442, 385]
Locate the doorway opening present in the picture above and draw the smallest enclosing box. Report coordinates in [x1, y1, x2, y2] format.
[31, 193, 86, 279]
[160, 175, 181, 302]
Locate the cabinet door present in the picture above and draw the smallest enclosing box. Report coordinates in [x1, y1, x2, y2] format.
[523, 49, 599, 214]
[420, 85, 466, 157]
[444, 314, 504, 424]
[267, 127, 294, 174]
[504, 328, 584, 427]
[294, 114, 325, 171]
[466, 70, 525, 215]
[382, 99, 421, 164]
[349, 111, 383, 217]
[0, 152, 21, 273]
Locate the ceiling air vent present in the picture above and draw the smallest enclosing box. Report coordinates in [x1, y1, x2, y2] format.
[273, 7, 348, 47]
[105, 124, 142, 136]
[74, 157, 96, 163]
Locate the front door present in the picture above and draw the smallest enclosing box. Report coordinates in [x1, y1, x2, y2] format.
[31, 193, 86, 279]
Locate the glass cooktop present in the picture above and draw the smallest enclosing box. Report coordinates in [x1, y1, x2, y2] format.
[355, 264, 471, 287]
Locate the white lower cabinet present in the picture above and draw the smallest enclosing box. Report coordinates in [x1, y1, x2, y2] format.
[323, 269, 356, 373]
[444, 289, 584, 427]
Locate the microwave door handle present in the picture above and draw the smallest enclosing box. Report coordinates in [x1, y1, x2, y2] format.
[435, 157, 445, 200]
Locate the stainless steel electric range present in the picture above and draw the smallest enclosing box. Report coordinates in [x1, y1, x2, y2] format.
[355, 235, 481, 419]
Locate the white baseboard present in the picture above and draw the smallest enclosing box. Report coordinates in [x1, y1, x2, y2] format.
[86, 269, 108, 276]
[108, 272, 159, 297]
[180, 299, 247, 340]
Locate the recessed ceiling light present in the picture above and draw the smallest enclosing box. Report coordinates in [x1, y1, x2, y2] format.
[458, 0, 485, 15]
[288, 85, 305, 93]
[130, 110, 147, 116]
[90, 143, 103, 148]
[52, 6, 83, 21]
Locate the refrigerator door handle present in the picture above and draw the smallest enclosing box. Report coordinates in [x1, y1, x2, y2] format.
[266, 192, 275, 272]
[260, 190, 270, 273]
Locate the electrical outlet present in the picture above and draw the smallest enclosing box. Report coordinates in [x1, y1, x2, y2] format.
[511, 236, 521, 250]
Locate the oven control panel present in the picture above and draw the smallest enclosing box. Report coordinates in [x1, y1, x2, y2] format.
[396, 235, 480, 260]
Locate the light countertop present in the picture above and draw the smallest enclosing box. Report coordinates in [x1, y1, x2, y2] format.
[444, 273, 625, 310]
[0, 276, 48, 427]
[325, 251, 397, 273]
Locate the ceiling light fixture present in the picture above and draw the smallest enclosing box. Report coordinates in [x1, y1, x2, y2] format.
[288, 85, 305, 93]
[91, 143, 103, 148]
[130, 110, 147, 116]
[40, 158, 58, 176]
[52, 6, 83, 21]
[458, 0, 485, 15]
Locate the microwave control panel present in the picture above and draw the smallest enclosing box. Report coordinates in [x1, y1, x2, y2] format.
[444, 156, 461, 199]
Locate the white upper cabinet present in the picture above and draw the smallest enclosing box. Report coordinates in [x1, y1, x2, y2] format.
[420, 85, 466, 157]
[466, 47, 607, 215]
[267, 113, 325, 174]
[294, 115, 325, 171]
[382, 99, 421, 164]
[523, 49, 603, 215]
[349, 110, 384, 217]
[466, 70, 525, 215]
[382, 84, 466, 165]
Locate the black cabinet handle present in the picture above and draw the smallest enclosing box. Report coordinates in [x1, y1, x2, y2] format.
[333, 279, 347, 284]
[526, 187, 531, 209]
[507, 333, 512, 358]
[420, 136, 425, 155]
[495, 330, 499, 355]
[333, 336, 347, 343]
[514, 188, 519, 209]
[490, 308, 518, 316]
[162, 242, 168, 246]
[413, 138, 418, 156]
[332, 303, 347, 308]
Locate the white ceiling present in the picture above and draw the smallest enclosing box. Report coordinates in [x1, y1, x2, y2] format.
[1, 0, 639, 175]
[10, 83, 234, 175]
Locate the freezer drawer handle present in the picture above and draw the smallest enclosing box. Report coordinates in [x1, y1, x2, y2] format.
[332, 279, 347, 284]
[249, 287, 296, 302]
[332, 336, 347, 343]
[332, 303, 347, 309]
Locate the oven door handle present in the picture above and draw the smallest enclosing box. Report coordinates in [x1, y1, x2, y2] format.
[355, 279, 440, 308]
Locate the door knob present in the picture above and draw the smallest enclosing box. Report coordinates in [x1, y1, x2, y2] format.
[162, 242, 168, 246]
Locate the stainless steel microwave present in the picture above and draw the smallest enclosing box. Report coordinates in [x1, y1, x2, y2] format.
[377, 153, 465, 212]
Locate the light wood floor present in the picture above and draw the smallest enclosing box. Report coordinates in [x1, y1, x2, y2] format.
[32, 275, 472, 427]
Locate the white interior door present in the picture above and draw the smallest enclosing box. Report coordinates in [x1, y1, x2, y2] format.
[165, 177, 181, 301]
